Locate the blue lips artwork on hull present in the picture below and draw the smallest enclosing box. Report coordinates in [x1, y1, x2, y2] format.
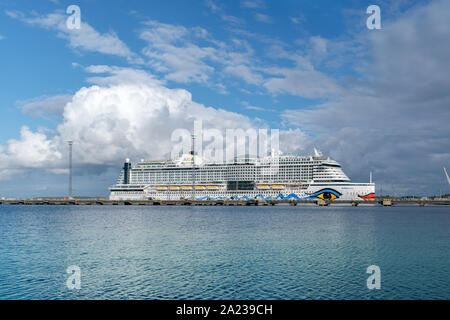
[193, 190, 343, 201]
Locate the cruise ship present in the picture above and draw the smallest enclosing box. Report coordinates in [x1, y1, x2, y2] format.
[109, 149, 375, 201]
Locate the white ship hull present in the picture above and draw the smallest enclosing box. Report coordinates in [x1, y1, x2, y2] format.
[110, 183, 375, 201]
[109, 151, 375, 201]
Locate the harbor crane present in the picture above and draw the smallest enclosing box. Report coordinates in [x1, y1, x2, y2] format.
[444, 167, 450, 187]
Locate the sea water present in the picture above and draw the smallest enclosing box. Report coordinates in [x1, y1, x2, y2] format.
[0, 205, 449, 299]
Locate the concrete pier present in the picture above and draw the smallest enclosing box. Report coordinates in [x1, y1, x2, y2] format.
[1, 198, 449, 206]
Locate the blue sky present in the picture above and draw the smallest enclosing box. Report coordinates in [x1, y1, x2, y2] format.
[0, 0, 449, 197]
[0, 0, 353, 136]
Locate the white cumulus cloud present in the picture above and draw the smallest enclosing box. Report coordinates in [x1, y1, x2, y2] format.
[2, 66, 306, 181]
[0, 127, 62, 171]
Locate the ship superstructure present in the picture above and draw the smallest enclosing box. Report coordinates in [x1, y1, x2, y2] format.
[109, 150, 375, 201]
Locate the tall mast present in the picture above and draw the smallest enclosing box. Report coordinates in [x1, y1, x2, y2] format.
[191, 134, 196, 200]
[67, 141, 73, 199]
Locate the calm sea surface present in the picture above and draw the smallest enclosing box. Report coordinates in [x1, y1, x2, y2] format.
[0, 204, 449, 300]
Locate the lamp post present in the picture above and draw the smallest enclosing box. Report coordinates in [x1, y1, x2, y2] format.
[67, 141, 73, 199]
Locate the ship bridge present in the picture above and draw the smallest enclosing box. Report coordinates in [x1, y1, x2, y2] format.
[313, 159, 350, 182]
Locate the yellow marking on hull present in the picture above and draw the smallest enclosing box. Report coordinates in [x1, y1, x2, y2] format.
[316, 193, 338, 200]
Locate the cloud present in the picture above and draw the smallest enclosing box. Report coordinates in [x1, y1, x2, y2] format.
[279, 128, 311, 155]
[17, 94, 73, 117]
[259, 36, 345, 98]
[245, 105, 265, 111]
[224, 64, 263, 85]
[0, 66, 276, 180]
[3, 0, 449, 196]
[241, 0, 265, 9]
[0, 35, 4, 40]
[245, 105, 276, 112]
[290, 15, 304, 24]
[57, 69, 260, 166]
[139, 20, 262, 88]
[264, 66, 343, 99]
[5, 10, 139, 62]
[241, 101, 275, 112]
[0, 126, 62, 171]
[204, 0, 245, 25]
[83, 65, 164, 87]
[140, 20, 221, 84]
[254, 13, 273, 23]
[366, 0, 450, 102]
[281, 0, 450, 194]
[0, 64, 313, 184]
[308, 36, 328, 61]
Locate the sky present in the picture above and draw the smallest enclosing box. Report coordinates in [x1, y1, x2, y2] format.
[0, 0, 449, 197]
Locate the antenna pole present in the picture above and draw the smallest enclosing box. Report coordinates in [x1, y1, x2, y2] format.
[67, 141, 73, 199]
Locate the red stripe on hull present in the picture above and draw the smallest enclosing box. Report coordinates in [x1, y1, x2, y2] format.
[358, 193, 375, 200]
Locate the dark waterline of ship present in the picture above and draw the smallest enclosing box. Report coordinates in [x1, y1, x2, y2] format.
[0, 205, 449, 300]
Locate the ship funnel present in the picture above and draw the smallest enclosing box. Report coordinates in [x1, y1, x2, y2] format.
[123, 159, 131, 184]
